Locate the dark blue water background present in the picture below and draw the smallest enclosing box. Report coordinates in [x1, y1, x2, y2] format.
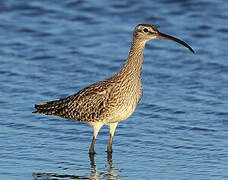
[1, 0, 228, 179]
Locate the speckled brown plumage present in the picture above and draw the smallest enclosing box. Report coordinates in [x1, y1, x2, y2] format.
[33, 24, 194, 155]
[34, 74, 142, 123]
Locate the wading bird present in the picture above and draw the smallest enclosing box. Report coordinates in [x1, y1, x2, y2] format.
[33, 24, 194, 155]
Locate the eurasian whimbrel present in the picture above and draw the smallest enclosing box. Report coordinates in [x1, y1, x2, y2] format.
[33, 24, 194, 154]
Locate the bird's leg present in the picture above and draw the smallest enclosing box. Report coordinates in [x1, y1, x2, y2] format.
[107, 122, 118, 153]
[89, 136, 96, 155]
[89, 122, 103, 155]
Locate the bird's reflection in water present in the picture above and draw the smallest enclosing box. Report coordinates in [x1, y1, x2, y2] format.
[33, 153, 120, 180]
[89, 153, 119, 179]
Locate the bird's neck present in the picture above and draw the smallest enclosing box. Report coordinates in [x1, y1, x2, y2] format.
[119, 37, 146, 78]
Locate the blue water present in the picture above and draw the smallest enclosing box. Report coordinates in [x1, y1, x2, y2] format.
[1, 0, 228, 179]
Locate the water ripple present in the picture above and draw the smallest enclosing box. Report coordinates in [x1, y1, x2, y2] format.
[1, 0, 228, 179]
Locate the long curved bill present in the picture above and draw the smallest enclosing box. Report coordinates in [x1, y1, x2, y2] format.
[156, 32, 195, 53]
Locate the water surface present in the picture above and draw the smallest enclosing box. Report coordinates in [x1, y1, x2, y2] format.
[1, 0, 228, 179]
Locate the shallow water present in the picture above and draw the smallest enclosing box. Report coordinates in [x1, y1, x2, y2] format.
[1, 0, 228, 179]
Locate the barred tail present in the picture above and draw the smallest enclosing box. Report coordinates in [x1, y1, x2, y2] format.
[33, 97, 71, 116]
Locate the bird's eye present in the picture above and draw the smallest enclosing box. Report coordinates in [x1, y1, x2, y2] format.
[143, 28, 148, 32]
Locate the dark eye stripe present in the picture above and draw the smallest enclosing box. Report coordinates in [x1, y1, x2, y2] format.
[143, 28, 148, 32]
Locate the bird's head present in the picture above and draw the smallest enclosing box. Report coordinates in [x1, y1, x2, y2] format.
[134, 24, 194, 53]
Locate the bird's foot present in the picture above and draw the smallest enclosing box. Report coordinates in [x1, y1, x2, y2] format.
[89, 149, 96, 155]
[106, 147, 113, 154]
